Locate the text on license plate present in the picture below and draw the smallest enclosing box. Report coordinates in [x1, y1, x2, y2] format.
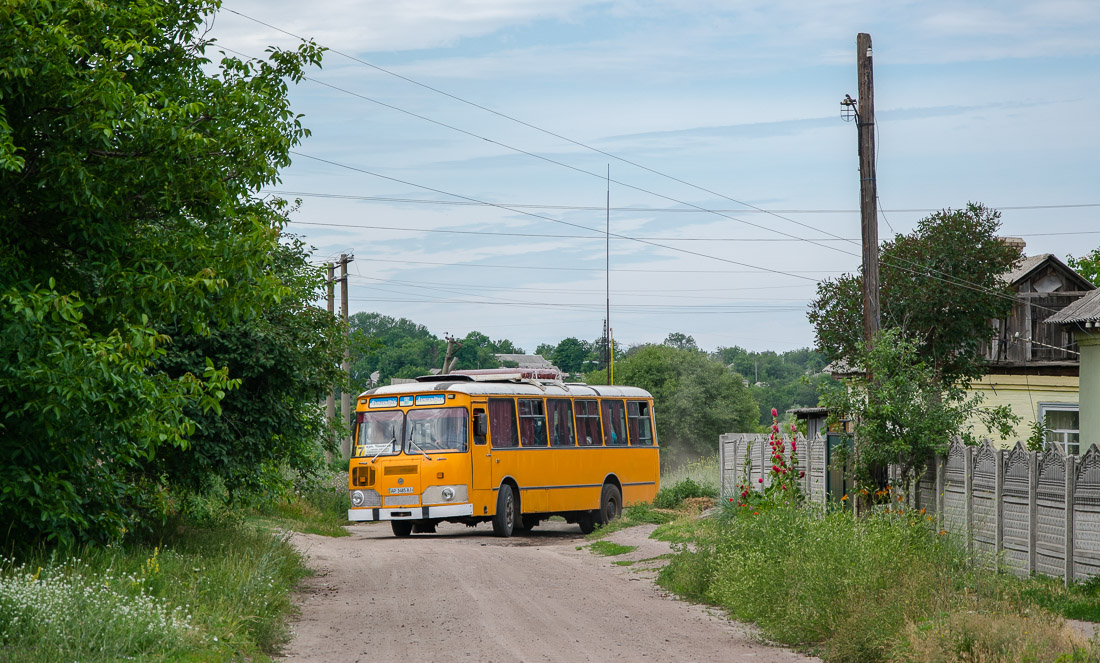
[389, 486, 415, 494]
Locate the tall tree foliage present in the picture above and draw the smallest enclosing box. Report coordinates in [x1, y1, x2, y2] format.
[0, 0, 324, 544]
[1068, 248, 1100, 288]
[808, 203, 1020, 387]
[589, 345, 758, 463]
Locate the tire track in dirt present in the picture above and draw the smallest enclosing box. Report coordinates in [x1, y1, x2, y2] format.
[281, 521, 820, 662]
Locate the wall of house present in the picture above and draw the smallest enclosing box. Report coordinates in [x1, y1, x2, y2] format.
[967, 374, 1079, 446]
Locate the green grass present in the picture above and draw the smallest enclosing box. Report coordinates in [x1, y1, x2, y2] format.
[250, 475, 350, 537]
[656, 504, 1100, 663]
[660, 456, 719, 495]
[1007, 572, 1100, 623]
[0, 472, 355, 663]
[589, 541, 637, 556]
[0, 525, 308, 662]
[587, 503, 677, 540]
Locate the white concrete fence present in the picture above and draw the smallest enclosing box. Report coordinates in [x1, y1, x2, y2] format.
[719, 434, 1100, 583]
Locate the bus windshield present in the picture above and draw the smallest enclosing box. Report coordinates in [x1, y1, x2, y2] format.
[405, 407, 468, 453]
[354, 410, 403, 458]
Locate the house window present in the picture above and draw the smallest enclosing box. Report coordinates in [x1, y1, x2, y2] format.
[1039, 403, 1080, 455]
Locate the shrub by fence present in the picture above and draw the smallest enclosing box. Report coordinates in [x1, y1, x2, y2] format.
[719, 434, 1100, 583]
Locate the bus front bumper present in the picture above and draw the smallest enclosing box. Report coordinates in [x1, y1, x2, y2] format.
[348, 503, 474, 522]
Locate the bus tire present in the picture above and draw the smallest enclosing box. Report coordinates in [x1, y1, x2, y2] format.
[597, 484, 622, 526]
[521, 516, 540, 531]
[492, 484, 517, 537]
[391, 521, 413, 537]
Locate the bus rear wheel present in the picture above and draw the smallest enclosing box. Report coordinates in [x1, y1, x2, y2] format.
[492, 484, 517, 537]
[391, 521, 413, 537]
[596, 484, 622, 526]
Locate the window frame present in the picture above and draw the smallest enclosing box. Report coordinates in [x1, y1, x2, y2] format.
[488, 398, 520, 449]
[575, 399, 603, 446]
[518, 398, 549, 447]
[1039, 402, 1081, 455]
[626, 400, 655, 446]
[546, 398, 576, 447]
[601, 399, 628, 446]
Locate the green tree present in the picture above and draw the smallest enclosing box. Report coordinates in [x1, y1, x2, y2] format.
[809, 203, 1020, 387]
[1068, 248, 1100, 288]
[589, 345, 758, 463]
[821, 329, 1017, 490]
[0, 0, 323, 544]
[663, 332, 698, 351]
[151, 234, 346, 499]
[549, 337, 596, 374]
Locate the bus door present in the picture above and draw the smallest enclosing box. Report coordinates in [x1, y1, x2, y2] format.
[470, 400, 494, 492]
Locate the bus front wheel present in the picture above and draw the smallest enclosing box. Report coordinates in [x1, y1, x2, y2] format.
[596, 484, 622, 526]
[492, 484, 517, 537]
[391, 520, 413, 537]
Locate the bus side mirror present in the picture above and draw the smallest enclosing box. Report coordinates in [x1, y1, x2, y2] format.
[475, 412, 488, 437]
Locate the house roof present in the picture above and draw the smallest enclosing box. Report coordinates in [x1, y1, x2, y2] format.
[1003, 253, 1095, 292]
[1045, 288, 1100, 325]
[494, 353, 554, 368]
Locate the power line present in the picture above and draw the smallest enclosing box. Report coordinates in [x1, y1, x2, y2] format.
[289, 150, 822, 283]
[290, 218, 1100, 242]
[330, 256, 845, 275]
[265, 189, 1100, 214]
[344, 272, 814, 294]
[222, 22, 1075, 317]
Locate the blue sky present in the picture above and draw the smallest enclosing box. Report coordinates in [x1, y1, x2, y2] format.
[212, 0, 1100, 354]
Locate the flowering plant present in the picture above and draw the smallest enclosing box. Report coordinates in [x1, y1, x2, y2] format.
[730, 407, 803, 510]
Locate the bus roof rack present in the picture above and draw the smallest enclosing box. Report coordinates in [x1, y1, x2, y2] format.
[414, 374, 475, 382]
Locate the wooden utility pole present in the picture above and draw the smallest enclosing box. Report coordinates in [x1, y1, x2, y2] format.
[325, 262, 335, 429]
[857, 32, 880, 346]
[338, 254, 353, 458]
[442, 333, 462, 374]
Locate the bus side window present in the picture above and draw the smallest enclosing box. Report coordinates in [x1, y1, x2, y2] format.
[473, 408, 487, 446]
[489, 398, 519, 448]
[602, 399, 627, 446]
[627, 401, 654, 445]
[518, 399, 548, 447]
[547, 399, 575, 446]
[575, 399, 602, 446]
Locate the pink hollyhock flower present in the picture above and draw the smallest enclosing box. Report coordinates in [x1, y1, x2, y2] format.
[741, 490, 749, 498]
[728, 497, 734, 502]
[799, 471, 805, 478]
[771, 408, 778, 417]
[791, 442, 797, 452]
[790, 423, 796, 432]
[781, 484, 787, 490]
[772, 424, 780, 433]
[772, 465, 779, 472]
[758, 477, 763, 483]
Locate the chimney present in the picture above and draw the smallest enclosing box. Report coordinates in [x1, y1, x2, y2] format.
[999, 236, 1026, 255]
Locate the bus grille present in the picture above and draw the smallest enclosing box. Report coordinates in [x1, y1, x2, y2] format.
[359, 490, 382, 507]
[384, 495, 419, 507]
[384, 465, 418, 476]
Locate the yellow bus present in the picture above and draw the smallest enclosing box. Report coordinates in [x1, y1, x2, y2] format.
[347, 372, 660, 537]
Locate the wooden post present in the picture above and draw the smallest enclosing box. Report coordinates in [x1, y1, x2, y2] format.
[856, 32, 880, 347]
[1029, 450, 1039, 575]
[325, 262, 335, 440]
[339, 254, 352, 459]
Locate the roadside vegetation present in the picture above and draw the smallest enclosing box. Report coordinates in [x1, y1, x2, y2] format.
[0, 470, 351, 662]
[644, 451, 1100, 663]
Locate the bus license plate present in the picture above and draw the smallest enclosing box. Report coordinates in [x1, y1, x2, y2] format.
[389, 487, 415, 494]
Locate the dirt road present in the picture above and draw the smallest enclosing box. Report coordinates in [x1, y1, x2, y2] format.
[281, 521, 820, 662]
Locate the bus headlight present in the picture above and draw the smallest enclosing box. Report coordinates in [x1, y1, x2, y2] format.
[441, 487, 455, 501]
[350, 490, 366, 507]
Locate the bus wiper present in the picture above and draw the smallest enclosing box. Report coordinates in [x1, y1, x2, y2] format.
[370, 427, 398, 464]
[406, 438, 433, 461]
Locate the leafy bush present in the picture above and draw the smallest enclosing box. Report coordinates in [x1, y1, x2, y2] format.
[657, 505, 1097, 663]
[654, 478, 717, 509]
